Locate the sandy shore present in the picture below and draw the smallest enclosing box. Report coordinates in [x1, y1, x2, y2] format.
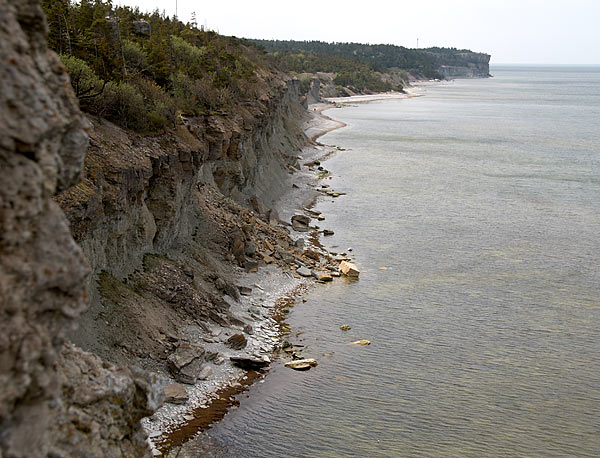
[324, 86, 425, 105]
[304, 105, 347, 142]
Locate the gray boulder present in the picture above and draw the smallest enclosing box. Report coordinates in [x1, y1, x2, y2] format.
[167, 343, 206, 384]
[291, 214, 311, 232]
[164, 384, 189, 404]
[133, 20, 150, 36]
[230, 355, 271, 370]
[296, 266, 313, 277]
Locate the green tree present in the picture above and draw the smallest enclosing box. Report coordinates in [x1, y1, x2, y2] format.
[60, 54, 106, 99]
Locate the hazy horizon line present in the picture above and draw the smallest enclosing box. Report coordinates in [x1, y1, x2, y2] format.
[491, 62, 600, 67]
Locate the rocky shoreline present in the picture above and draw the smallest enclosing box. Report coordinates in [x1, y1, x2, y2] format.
[0, 4, 481, 455]
[143, 103, 357, 455]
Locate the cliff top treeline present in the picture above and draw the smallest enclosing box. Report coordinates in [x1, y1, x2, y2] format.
[42, 0, 489, 133]
[252, 39, 489, 80]
[41, 0, 284, 132]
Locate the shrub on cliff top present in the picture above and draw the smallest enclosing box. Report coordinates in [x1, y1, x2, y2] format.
[122, 39, 149, 76]
[135, 78, 177, 130]
[171, 35, 205, 78]
[100, 81, 146, 130]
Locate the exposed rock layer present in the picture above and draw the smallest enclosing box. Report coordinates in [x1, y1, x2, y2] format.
[428, 51, 491, 78]
[0, 1, 91, 455]
[56, 74, 310, 369]
[0, 1, 166, 456]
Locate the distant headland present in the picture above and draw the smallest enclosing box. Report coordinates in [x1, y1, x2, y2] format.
[252, 39, 491, 94]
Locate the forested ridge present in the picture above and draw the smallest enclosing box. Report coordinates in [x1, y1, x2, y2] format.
[41, 0, 405, 129]
[266, 50, 401, 93]
[253, 39, 489, 81]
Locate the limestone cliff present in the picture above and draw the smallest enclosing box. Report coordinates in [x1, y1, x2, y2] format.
[1, 0, 314, 455]
[55, 75, 309, 367]
[427, 51, 491, 79]
[0, 1, 158, 457]
[0, 0, 88, 454]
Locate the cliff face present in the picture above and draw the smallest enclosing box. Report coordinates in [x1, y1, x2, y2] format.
[58, 78, 306, 279]
[0, 1, 159, 456]
[0, 0, 90, 454]
[56, 77, 308, 368]
[0, 1, 161, 456]
[429, 51, 491, 79]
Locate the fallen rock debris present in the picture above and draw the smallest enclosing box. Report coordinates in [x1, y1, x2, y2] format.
[230, 355, 271, 370]
[339, 261, 360, 277]
[291, 214, 311, 232]
[163, 384, 189, 405]
[226, 333, 248, 350]
[167, 343, 207, 385]
[351, 340, 371, 346]
[284, 359, 319, 371]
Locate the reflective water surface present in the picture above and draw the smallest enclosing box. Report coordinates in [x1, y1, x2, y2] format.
[182, 66, 600, 457]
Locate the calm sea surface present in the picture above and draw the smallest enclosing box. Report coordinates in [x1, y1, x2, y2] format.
[184, 66, 600, 457]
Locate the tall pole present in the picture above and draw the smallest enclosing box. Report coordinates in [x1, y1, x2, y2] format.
[175, 0, 178, 19]
[417, 38, 419, 49]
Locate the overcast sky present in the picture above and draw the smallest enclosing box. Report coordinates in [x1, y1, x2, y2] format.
[116, 0, 600, 65]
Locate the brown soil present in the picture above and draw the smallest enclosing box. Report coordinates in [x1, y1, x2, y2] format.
[155, 370, 263, 453]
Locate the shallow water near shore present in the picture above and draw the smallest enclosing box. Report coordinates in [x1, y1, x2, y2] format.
[180, 66, 600, 457]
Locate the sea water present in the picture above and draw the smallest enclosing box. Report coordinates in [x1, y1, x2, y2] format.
[182, 66, 600, 457]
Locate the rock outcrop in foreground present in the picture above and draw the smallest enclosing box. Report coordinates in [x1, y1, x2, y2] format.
[1, 0, 314, 455]
[0, 1, 158, 456]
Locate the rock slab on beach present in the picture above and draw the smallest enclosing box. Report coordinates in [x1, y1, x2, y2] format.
[238, 286, 253, 296]
[339, 261, 360, 278]
[230, 355, 271, 370]
[296, 266, 313, 277]
[226, 333, 248, 350]
[313, 271, 333, 282]
[291, 214, 311, 232]
[164, 384, 189, 405]
[285, 359, 319, 371]
[168, 343, 207, 384]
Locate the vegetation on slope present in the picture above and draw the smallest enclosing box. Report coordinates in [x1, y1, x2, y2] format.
[272, 50, 398, 93]
[42, 1, 487, 132]
[41, 0, 280, 132]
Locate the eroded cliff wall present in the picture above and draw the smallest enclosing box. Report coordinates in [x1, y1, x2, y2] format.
[1, 0, 311, 454]
[432, 52, 491, 79]
[55, 76, 309, 367]
[0, 1, 200, 456]
[0, 1, 160, 457]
